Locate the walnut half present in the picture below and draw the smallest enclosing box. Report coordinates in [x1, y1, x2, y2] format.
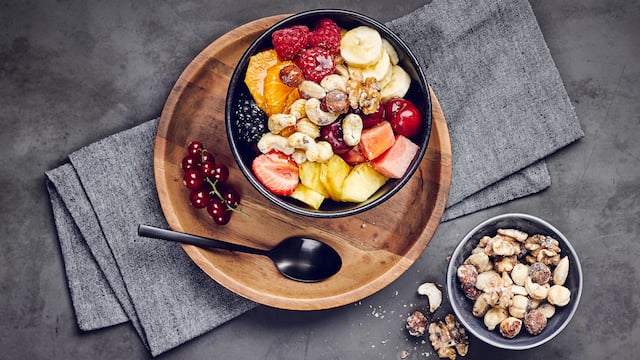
[428, 314, 469, 360]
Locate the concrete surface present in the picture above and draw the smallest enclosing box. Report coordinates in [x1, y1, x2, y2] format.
[1, 0, 639, 359]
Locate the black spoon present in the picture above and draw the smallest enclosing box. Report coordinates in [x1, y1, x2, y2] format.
[138, 224, 342, 283]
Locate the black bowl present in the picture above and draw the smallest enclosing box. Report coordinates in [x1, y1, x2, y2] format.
[446, 213, 583, 350]
[225, 9, 431, 218]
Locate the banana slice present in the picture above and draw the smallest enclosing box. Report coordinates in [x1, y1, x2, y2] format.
[381, 38, 399, 65]
[340, 26, 383, 67]
[349, 49, 391, 82]
[381, 65, 411, 102]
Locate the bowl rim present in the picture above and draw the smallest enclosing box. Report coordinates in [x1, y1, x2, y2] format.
[224, 8, 432, 218]
[446, 213, 583, 350]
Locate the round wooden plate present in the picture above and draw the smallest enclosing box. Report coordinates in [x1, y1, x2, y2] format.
[154, 14, 452, 310]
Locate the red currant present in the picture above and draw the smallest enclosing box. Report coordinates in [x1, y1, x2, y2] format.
[187, 141, 204, 155]
[212, 212, 231, 225]
[200, 150, 215, 164]
[206, 197, 228, 218]
[181, 154, 201, 171]
[210, 163, 229, 183]
[222, 188, 241, 208]
[183, 168, 204, 190]
[189, 187, 210, 208]
[200, 161, 216, 177]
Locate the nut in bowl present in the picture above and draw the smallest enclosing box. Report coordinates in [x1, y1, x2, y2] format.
[225, 9, 432, 218]
[446, 213, 583, 350]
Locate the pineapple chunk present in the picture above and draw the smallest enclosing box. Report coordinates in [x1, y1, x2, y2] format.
[298, 161, 329, 197]
[290, 184, 325, 209]
[321, 155, 352, 201]
[340, 163, 388, 203]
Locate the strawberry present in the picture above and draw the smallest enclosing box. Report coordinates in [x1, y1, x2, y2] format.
[252, 151, 299, 196]
[271, 25, 309, 61]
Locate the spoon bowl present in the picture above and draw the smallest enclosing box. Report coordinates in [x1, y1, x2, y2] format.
[138, 225, 342, 283]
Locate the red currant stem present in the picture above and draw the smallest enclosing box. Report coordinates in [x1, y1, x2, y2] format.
[204, 177, 250, 217]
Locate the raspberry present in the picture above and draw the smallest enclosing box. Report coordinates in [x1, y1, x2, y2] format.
[295, 47, 335, 83]
[271, 25, 309, 60]
[308, 19, 341, 55]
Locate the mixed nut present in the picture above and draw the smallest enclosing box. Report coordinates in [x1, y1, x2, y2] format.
[456, 228, 572, 338]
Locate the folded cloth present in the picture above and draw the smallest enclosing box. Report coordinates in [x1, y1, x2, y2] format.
[45, 0, 583, 356]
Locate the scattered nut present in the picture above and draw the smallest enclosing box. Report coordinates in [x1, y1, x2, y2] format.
[406, 310, 428, 337]
[417, 282, 442, 313]
[428, 314, 468, 360]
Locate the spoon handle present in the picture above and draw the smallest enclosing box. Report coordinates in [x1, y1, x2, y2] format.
[138, 225, 268, 256]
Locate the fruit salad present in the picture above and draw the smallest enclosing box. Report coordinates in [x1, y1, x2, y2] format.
[235, 18, 423, 209]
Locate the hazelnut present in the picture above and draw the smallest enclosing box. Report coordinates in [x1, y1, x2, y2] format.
[499, 317, 523, 338]
[524, 309, 547, 335]
[279, 64, 304, 88]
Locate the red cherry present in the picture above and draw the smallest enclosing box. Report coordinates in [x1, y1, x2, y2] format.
[320, 121, 351, 154]
[183, 168, 204, 190]
[385, 98, 422, 138]
[187, 141, 204, 155]
[189, 187, 210, 208]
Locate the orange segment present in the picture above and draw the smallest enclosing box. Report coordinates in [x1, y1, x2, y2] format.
[263, 61, 301, 116]
[244, 49, 279, 112]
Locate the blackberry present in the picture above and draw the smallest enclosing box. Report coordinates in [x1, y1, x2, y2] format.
[233, 91, 267, 144]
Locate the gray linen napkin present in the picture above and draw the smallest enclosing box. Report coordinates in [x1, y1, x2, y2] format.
[46, 0, 583, 356]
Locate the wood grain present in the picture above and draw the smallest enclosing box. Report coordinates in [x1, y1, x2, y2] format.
[155, 15, 452, 310]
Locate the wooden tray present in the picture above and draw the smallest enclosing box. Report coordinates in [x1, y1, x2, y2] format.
[154, 15, 452, 310]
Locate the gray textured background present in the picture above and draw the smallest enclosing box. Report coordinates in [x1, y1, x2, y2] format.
[2, 0, 639, 359]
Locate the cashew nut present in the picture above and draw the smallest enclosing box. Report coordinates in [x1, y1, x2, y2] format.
[305, 98, 338, 126]
[287, 131, 316, 150]
[525, 276, 549, 300]
[295, 118, 320, 139]
[341, 113, 363, 147]
[320, 74, 348, 92]
[288, 99, 307, 120]
[291, 149, 307, 164]
[417, 282, 442, 313]
[257, 133, 295, 155]
[298, 80, 326, 99]
[313, 141, 334, 163]
[268, 113, 297, 134]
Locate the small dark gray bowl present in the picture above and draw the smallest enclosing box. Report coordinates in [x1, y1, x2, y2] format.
[446, 213, 583, 350]
[225, 9, 431, 218]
